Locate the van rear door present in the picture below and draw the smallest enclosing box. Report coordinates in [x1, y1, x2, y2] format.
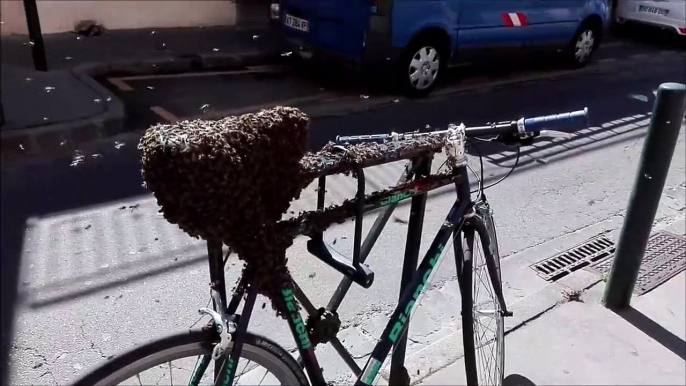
[281, 0, 372, 60]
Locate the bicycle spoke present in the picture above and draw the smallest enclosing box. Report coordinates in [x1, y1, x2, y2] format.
[477, 333, 494, 385]
[475, 324, 492, 384]
[234, 359, 251, 384]
[476, 317, 495, 340]
[114, 352, 289, 386]
[474, 254, 494, 301]
[477, 314, 497, 335]
[482, 344, 494, 383]
[168, 361, 173, 386]
[257, 367, 269, 386]
[469, 227, 503, 386]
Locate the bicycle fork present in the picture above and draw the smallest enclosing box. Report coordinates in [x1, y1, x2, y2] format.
[455, 211, 512, 386]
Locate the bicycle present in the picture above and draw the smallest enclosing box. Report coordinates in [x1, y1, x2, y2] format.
[72, 108, 589, 386]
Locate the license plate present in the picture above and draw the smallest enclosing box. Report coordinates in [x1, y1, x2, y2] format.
[638, 5, 669, 16]
[284, 14, 309, 32]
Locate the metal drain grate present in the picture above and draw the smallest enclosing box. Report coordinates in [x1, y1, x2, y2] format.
[530, 234, 616, 281]
[592, 231, 686, 295]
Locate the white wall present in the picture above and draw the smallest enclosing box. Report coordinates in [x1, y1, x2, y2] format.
[1, 0, 29, 35]
[1, 0, 241, 36]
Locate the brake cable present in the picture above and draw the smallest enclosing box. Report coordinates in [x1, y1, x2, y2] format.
[471, 145, 521, 194]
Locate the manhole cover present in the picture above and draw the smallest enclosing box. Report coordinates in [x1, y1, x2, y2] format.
[592, 231, 686, 295]
[530, 234, 616, 281]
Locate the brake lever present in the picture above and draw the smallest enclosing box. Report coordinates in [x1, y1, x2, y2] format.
[495, 131, 538, 147]
[496, 130, 574, 147]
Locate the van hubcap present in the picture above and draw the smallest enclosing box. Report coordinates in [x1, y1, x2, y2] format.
[575, 30, 595, 63]
[409, 46, 440, 90]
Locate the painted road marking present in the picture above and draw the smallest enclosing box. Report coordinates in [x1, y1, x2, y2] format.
[228, 47, 663, 119]
[107, 65, 287, 92]
[119, 65, 286, 81]
[107, 77, 134, 91]
[150, 106, 180, 123]
[134, 43, 660, 122]
[186, 93, 336, 120]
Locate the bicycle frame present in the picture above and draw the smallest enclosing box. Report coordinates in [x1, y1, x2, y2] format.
[207, 157, 509, 386]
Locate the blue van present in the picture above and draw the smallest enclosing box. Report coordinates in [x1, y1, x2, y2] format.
[275, 0, 610, 95]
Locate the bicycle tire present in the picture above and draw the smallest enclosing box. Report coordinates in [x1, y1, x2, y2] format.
[460, 215, 505, 386]
[71, 328, 309, 386]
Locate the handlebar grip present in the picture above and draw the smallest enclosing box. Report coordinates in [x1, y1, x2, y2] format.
[520, 108, 589, 133]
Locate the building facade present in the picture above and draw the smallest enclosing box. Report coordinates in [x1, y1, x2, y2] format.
[1, 0, 270, 36]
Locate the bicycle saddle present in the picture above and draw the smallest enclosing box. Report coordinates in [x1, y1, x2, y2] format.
[139, 106, 447, 316]
[140, 106, 310, 243]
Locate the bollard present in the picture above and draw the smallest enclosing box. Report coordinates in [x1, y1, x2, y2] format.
[603, 82, 686, 310]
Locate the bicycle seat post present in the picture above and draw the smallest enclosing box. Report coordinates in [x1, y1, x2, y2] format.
[389, 155, 431, 386]
[206, 239, 227, 312]
[352, 165, 365, 267]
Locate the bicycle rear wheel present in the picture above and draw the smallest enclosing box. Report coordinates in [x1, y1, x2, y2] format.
[459, 216, 505, 386]
[71, 328, 308, 386]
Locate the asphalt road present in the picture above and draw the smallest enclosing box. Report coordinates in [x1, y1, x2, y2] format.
[2, 31, 685, 385]
[100, 30, 685, 134]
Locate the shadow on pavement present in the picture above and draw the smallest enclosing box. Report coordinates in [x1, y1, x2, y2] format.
[615, 306, 686, 361]
[475, 112, 652, 167]
[504, 374, 537, 386]
[26, 246, 208, 309]
[460, 75, 665, 166]
[1, 54, 681, 371]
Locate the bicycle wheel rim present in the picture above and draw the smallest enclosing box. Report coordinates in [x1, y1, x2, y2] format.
[76, 331, 304, 386]
[470, 228, 505, 386]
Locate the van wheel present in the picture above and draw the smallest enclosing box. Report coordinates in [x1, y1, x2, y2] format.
[398, 39, 445, 96]
[566, 22, 600, 68]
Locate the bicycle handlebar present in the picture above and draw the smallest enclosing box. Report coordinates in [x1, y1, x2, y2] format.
[335, 108, 589, 144]
[518, 107, 589, 134]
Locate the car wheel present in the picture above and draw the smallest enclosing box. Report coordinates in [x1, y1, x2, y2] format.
[398, 39, 445, 97]
[567, 24, 599, 68]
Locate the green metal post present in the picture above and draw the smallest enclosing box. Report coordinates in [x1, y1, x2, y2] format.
[603, 82, 686, 310]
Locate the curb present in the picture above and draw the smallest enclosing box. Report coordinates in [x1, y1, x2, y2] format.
[0, 50, 283, 160]
[383, 215, 628, 384]
[399, 212, 686, 384]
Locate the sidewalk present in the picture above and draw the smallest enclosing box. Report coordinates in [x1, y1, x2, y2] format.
[420, 221, 686, 386]
[0, 25, 284, 157]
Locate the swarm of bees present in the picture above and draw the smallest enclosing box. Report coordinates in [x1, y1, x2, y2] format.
[140, 106, 310, 316]
[139, 106, 448, 317]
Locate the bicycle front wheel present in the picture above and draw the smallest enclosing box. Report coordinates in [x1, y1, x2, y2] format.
[71, 328, 308, 386]
[460, 216, 505, 386]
